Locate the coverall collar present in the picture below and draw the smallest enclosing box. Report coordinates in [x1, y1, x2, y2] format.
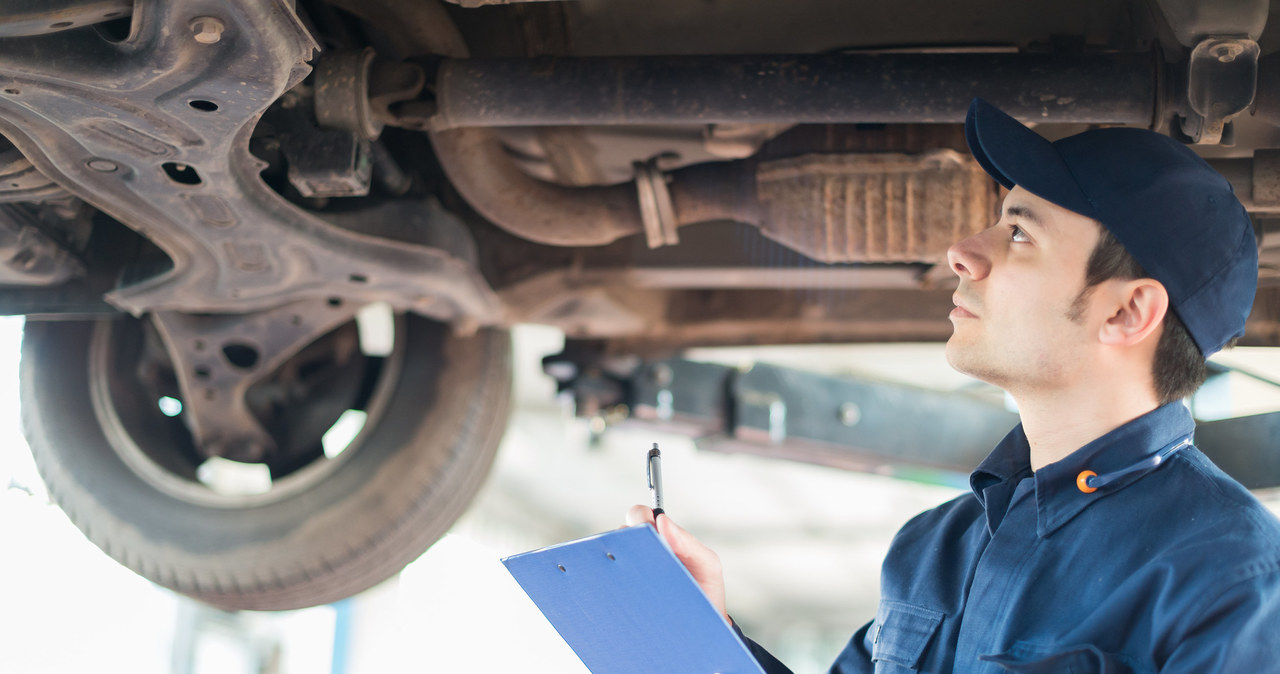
[970, 402, 1197, 538]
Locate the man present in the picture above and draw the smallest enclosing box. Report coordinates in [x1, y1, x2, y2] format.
[627, 98, 1280, 672]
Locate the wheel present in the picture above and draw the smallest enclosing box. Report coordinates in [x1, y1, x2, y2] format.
[20, 312, 511, 610]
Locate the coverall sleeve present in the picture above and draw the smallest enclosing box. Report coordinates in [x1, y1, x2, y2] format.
[827, 619, 876, 674]
[730, 621, 794, 674]
[731, 618, 877, 674]
[1158, 568, 1280, 673]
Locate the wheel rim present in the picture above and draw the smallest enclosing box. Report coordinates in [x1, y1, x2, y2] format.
[88, 310, 406, 508]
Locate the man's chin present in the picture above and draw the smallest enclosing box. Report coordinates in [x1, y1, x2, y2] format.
[944, 339, 986, 380]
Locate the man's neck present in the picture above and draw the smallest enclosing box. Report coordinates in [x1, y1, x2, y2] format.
[1014, 382, 1161, 472]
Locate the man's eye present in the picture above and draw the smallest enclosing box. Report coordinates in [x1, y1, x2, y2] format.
[1010, 225, 1030, 243]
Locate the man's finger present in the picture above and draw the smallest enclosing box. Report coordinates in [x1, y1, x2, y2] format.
[626, 503, 657, 527]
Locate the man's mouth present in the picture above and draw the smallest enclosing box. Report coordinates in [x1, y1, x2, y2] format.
[951, 295, 978, 319]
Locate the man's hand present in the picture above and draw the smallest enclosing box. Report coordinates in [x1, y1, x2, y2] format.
[626, 504, 730, 624]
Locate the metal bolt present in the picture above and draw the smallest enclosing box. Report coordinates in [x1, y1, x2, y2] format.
[189, 16, 225, 44]
[1212, 42, 1245, 63]
[86, 158, 118, 172]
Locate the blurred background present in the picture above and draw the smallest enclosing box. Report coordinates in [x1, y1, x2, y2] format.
[3, 317, 1279, 673]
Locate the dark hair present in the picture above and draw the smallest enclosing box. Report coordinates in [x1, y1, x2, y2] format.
[1070, 227, 1214, 405]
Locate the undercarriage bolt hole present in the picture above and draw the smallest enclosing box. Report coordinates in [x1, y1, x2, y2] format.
[162, 162, 202, 185]
[189, 99, 219, 112]
[327, 297, 342, 307]
[222, 343, 260, 370]
[194, 366, 211, 379]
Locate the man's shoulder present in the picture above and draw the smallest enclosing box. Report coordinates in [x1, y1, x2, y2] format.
[892, 491, 986, 543]
[1169, 447, 1280, 535]
[1152, 448, 1280, 571]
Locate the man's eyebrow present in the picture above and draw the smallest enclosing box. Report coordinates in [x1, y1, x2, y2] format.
[1002, 204, 1045, 228]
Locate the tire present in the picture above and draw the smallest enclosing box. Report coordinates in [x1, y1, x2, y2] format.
[20, 313, 511, 610]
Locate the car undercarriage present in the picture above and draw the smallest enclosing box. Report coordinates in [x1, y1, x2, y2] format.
[3, 0, 1279, 609]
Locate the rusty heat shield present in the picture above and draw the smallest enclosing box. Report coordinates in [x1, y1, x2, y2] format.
[754, 150, 997, 264]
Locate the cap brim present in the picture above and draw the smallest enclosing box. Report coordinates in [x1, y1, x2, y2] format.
[964, 98, 1098, 220]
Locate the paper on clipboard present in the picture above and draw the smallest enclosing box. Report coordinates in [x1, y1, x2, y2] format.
[502, 524, 766, 674]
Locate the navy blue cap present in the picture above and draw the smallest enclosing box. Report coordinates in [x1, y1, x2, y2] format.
[964, 98, 1258, 356]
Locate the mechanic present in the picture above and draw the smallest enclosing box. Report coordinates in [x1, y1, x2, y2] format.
[627, 98, 1280, 672]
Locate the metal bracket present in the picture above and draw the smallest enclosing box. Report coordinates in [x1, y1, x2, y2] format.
[0, 203, 83, 285]
[149, 298, 361, 462]
[634, 160, 679, 248]
[0, 1, 502, 323]
[1180, 36, 1260, 144]
[314, 48, 382, 140]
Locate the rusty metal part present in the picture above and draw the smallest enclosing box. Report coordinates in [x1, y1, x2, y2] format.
[1206, 157, 1280, 215]
[0, 0, 131, 37]
[437, 130, 994, 254]
[1180, 37, 1259, 144]
[498, 220, 955, 342]
[277, 93, 376, 199]
[323, 0, 468, 59]
[634, 160, 678, 248]
[149, 299, 361, 462]
[368, 60, 428, 130]
[1256, 221, 1280, 286]
[755, 150, 997, 264]
[311, 48, 429, 139]
[0, 142, 67, 202]
[429, 127, 648, 246]
[1250, 151, 1280, 207]
[314, 48, 381, 140]
[433, 124, 769, 247]
[284, 132, 373, 198]
[1249, 51, 1280, 127]
[189, 16, 225, 45]
[704, 123, 795, 160]
[370, 141, 412, 196]
[433, 52, 1159, 129]
[0, 204, 83, 285]
[530, 127, 609, 186]
[318, 0, 743, 249]
[1153, 0, 1268, 47]
[326, 0, 656, 248]
[426, 47, 1152, 249]
[0, 1, 501, 323]
[502, 275, 960, 344]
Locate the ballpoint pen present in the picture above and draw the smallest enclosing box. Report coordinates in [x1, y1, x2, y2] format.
[647, 442, 664, 518]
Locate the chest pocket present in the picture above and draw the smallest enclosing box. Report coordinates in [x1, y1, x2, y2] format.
[980, 642, 1137, 674]
[870, 599, 945, 673]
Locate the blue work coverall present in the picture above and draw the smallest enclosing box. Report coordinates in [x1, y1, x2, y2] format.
[737, 402, 1280, 672]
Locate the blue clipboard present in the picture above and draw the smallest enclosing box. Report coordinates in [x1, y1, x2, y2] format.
[502, 524, 766, 674]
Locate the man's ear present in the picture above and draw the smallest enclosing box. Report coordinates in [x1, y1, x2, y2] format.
[1098, 278, 1168, 347]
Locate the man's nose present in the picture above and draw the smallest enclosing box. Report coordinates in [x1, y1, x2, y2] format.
[947, 232, 990, 281]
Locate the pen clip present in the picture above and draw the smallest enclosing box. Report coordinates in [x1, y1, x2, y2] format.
[646, 450, 658, 489]
[646, 444, 663, 516]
